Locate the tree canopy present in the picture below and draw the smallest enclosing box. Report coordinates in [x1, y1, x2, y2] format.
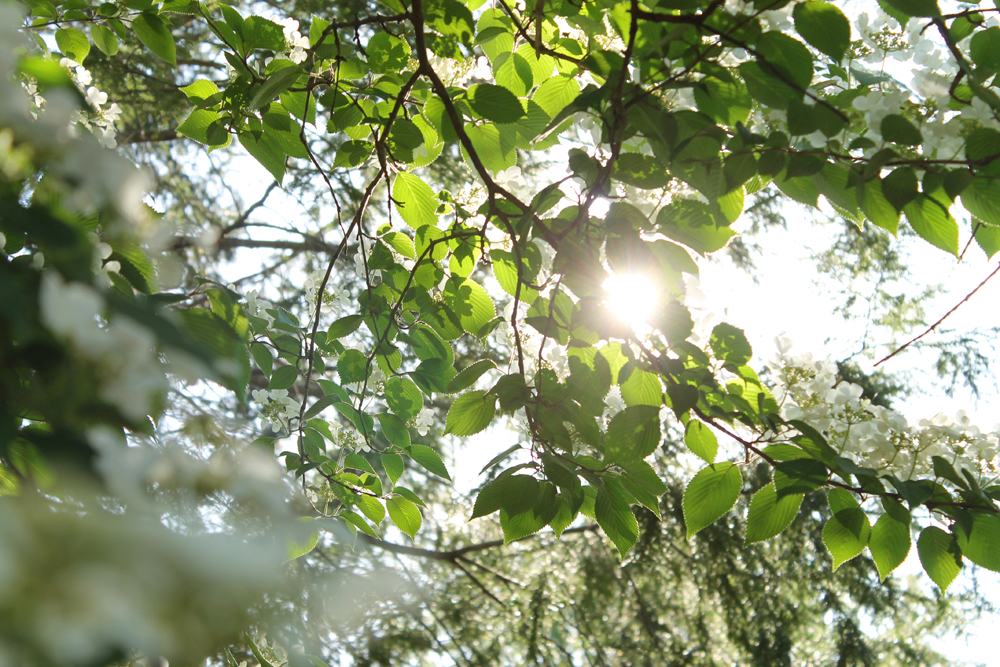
[3, 0, 1000, 663]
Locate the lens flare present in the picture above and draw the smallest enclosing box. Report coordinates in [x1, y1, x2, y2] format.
[602, 273, 659, 326]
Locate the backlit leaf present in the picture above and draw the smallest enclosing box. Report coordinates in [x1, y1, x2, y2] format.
[745, 482, 802, 545]
[683, 462, 742, 539]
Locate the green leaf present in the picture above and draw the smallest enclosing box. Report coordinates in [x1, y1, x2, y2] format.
[385, 376, 423, 421]
[382, 452, 404, 485]
[954, 512, 1000, 572]
[367, 32, 411, 73]
[392, 172, 439, 228]
[792, 1, 851, 62]
[132, 11, 176, 65]
[239, 131, 285, 183]
[918, 526, 962, 591]
[596, 479, 639, 558]
[684, 420, 718, 464]
[425, 0, 474, 48]
[881, 0, 940, 17]
[612, 153, 671, 189]
[739, 62, 800, 109]
[55, 27, 90, 62]
[967, 127, 1000, 164]
[604, 405, 662, 464]
[619, 459, 667, 498]
[377, 412, 410, 448]
[242, 15, 285, 52]
[382, 231, 416, 259]
[620, 368, 662, 408]
[302, 395, 342, 420]
[683, 462, 742, 539]
[387, 496, 422, 539]
[532, 74, 580, 118]
[445, 390, 497, 436]
[442, 276, 495, 335]
[745, 483, 803, 545]
[473, 474, 540, 518]
[961, 179, 1000, 226]
[409, 444, 451, 481]
[880, 114, 923, 146]
[335, 140, 374, 168]
[463, 123, 515, 173]
[828, 487, 859, 514]
[110, 244, 157, 294]
[904, 195, 958, 256]
[975, 223, 1000, 259]
[882, 167, 918, 212]
[328, 314, 364, 339]
[285, 518, 319, 561]
[822, 508, 871, 570]
[468, 83, 525, 123]
[268, 364, 298, 391]
[250, 342, 273, 378]
[500, 505, 549, 543]
[709, 322, 752, 367]
[773, 458, 828, 497]
[869, 514, 911, 581]
[249, 65, 302, 111]
[693, 76, 752, 127]
[338, 349, 369, 384]
[446, 359, 497, 393]
[178, 109, 229, 147]
[356, 495, 386, 526]
[861, 178, 900, 234]
[656, 200, 735, 255]
[971, 27, 1000, 69]
[249, 639, 277, 667]
[756, 32, 814, 90]
[180, 79, 220, 106]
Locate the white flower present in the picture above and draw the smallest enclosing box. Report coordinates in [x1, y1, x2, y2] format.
[414, 408, 434, 436]
[603, 385, 625, 422]
[103, 102, 122, 123]
[494, 166, 527, 193]
[91, 124, 116, 149]
[40, 271, 104, 349]
[85, 87, 108, 108]
[280, 17, 309, 63]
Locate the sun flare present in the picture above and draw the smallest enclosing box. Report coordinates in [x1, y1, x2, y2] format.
[603, 273, 660, 326]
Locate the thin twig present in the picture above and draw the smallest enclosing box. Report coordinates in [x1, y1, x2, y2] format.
[875, 262, 1000, 366]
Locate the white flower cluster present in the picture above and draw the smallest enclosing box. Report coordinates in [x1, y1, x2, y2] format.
[240, 287, 275, 326]
[304, 269, 351, 315]
[252, 388, 302, 430]
[40, 271, 168, 421]
[768, 338, 1000, 483]
[59, 58, 121, 149]
[280, 18, 309, 64]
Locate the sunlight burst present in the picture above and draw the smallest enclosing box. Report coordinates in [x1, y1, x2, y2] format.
[603, 273, 660, 326]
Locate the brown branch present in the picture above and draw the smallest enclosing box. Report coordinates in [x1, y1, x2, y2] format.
[169, 236, 338, 253]
[117, 129, 179, 145]
[875, 261, 1000, 366]
[356, 523, 599, 561]
[221, 181, 279, 237]
[451, 559, 505, 606]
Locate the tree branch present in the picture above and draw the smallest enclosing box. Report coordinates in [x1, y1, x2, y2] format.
[356, 523, 599, 561]
[875, 261, 1000, 367]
